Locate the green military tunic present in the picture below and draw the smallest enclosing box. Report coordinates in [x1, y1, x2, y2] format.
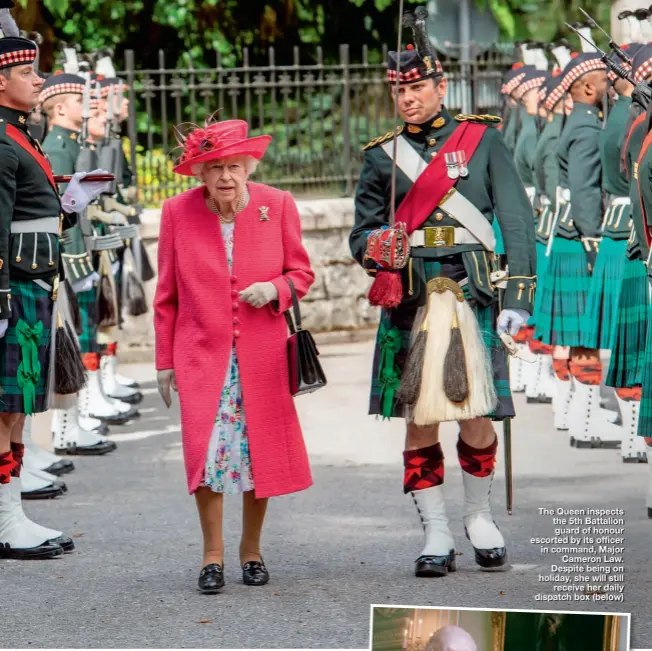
[0, 106, 73, 413]
[502, 103, 521, 156]
[536, 102, 603, 347]
[513, 111, 537, 191]
[43, 124, 99, 356]
[581, 95, 632, 350]
[350, 107, 537, 419]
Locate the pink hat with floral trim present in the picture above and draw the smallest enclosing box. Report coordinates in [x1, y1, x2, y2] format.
[173, 118, 271, 177]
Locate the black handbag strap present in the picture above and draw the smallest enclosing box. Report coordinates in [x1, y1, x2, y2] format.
[284, 277, 302, 333]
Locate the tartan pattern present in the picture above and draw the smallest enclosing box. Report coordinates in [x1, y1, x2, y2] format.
[39, 82, 85, 103]
[403, 442, 444, 493]
[638, 302, 652, 436]
[457, 435, 497, 477]
[561, 59, 608, 91]
[544, 85, 565, 111]
[606, 258, 649, 388]
[580, 237, 628, 349]
[569, 358, 602, 386]
[634, 58, 652, 85]
[513, 76, 547, 100]
[535, 238, 590, 347]
[530, 241, 550, 328]
[0, 49, 37, 68]
[0, 279, 53, 414]
[502, 72, 527, 95]
[368, 261, 514, 421]
[10, 442, 24, 477]
[76, 286, 99, 354]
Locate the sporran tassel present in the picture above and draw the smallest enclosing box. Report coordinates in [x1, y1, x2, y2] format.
[443, 310, 469, 403]
[53, 281, 87, 396]
[97, 252, 118, 328]
[396, 311, 428, 406]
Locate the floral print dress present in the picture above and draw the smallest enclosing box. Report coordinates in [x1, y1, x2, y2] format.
[202, 222, 255, 494]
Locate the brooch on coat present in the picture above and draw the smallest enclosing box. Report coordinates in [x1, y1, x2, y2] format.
[259, 206, 270, 221]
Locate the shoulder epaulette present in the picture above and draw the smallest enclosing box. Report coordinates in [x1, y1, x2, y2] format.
[455, 114, 502, 126]
[362, 125, 404, 151]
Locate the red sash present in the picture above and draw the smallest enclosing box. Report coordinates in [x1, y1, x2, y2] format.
[622, 113, 646, 179]
[5, 123, 57, 193]
[637, 129, 652, 249]
[395, 121, 488, 234]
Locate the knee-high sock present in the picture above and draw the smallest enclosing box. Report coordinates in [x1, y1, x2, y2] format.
[615, 386, 642, 401]
[552, 358, 570, 381]
[403, 442, 444, 494]
[569, 357, 602, 386]
[0, 450, 15, 485]
[10, 443, 24, 478]
[457, 435, 497, 477]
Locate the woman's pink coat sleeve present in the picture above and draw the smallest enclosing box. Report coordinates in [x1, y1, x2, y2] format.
[270, 191, 315, 314]
[154, 201, 178, 370]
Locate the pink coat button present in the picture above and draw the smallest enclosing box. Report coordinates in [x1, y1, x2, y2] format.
[231, 289, 238, 298]
[234, 329, 241, 338]
[232, 302, 239, 311]
[231, 276, 237, 283]
[233, 317, 240, 325]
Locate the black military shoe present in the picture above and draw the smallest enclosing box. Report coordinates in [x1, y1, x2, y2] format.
[415, 550, 456, 577]
[198, 563, 224, 594]
[43, 459, 75, 476]
[49, 536, 75, 553]
[242, 560, 269, 586]
[0, 540, 64, 560]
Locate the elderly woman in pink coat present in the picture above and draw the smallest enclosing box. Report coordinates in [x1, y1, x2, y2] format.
[154, 117, 315, 594]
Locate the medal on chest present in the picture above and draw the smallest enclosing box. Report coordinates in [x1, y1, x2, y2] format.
[444, 150, 469, 179]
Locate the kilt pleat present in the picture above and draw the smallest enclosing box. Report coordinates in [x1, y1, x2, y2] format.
[606, 258, 649, 388]
[535, 238, 590, 347]
[529, 240, 550, 329]
[76, 286, 99, 354]
[368, 261, 514, 421]
[638, 301, 652, 437]
[580, 237, 628, 349]
[0, 278, 53, 414]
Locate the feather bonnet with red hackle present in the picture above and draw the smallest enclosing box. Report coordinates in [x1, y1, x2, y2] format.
[172, 114, 272, 177]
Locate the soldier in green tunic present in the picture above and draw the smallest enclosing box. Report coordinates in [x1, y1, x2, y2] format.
[536, 51, 623, 447]
[532, 60, 574, 431]
[40, 73, 117, 457]
[500, 64, 531, 156]
[0, 4, 80, 560]
[598, 44, 651, 462]
[350, 10, 536, 578]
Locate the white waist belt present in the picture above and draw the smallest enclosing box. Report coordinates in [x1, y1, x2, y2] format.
[11, 217, 60, 234]
[609, 196, 631, 207]
[525, 186, 536, 202]
[410, 227, 482, 248]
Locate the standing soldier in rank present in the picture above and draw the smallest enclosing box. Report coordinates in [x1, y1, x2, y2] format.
[536, 51, 623, 446]
[605, 44, 652, 463]
[350, 8, 536, 578]
[0, 2, 104, 559]
[40, 73, 118, 456]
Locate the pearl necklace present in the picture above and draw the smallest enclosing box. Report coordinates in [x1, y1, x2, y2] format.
[206, 191, 247, 224]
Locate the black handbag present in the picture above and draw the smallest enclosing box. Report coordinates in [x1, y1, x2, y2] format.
[284, 279, 327, 397]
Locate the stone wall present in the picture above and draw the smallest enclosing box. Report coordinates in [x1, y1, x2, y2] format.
[118, 198, 379, 361]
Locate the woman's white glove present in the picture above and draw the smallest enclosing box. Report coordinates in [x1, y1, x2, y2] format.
[239, 282, 278, 308]
[0, 319, 8, 339]
[60, 170, 111, 213]
[157, 369, 177, 408]
[71, 272, 100, 294]
[496, 308, 530, 336]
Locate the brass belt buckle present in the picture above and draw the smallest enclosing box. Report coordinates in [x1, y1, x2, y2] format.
[424, 226, 454, 247]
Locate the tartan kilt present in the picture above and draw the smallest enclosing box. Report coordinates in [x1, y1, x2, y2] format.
[0, 278, 53, 414]
[606, 258, 648, 388]
[368, 265, 513, 421]
[535, 237, 590, 347]
[529, 240, 549, 329]
[638, 301, 652, 437]
[76, 286, 99, 354]
[580, 237, 628, 349]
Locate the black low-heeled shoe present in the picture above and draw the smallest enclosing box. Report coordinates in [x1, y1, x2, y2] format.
[242, 560, 269, 586]
[414, 550, 457, 578]
[198, 563, 224, 594]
